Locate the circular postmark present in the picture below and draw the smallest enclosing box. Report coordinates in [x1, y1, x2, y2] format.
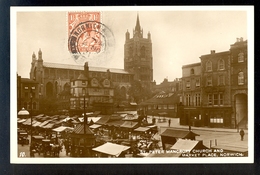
[68, 21, 115, 64]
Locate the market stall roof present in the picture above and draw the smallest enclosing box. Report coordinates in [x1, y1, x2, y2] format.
[43, 123, 55, 129]
[73, 124, 94, 135]
[17, 119, 27, 123]
[32, 121, 42, 127]
[105, 120, 125, 127]
[89, 124, 102, 129]
[38, 120, 50, 128]
[170, 139, 199, 152]
[23, 119, 37, 126]
[123, 114, 139, 121]
[160, 129, 200, 138]
[134, 127, 150, 132]
[52, 126, 74, 132]
[120, 121, 138, 128]
[95, 116, 110, 125]
[92, 142, 130, 157]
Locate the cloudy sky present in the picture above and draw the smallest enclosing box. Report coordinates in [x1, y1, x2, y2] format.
[14, 7, 251, 84]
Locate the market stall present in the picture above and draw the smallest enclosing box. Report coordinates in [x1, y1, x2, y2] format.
[92, 142, 130, 157]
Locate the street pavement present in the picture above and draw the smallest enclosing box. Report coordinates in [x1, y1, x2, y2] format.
[18, 116, 248, 158]
[147, 116, 248, 149]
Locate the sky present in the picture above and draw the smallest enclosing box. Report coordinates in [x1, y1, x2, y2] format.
[14, 7, 250, 84]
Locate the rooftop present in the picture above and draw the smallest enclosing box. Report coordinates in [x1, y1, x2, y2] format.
[43, 62, 132, 74]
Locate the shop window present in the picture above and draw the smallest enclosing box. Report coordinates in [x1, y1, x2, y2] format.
[210, 117, 223, 123]
[206, 61, 212, 72]
[238, 72, 244, 85]
[238, 52, 244, 62]
[24, 86, 28, 90]
[163, 105, 167, 109]
[158, 105, 162, 109]
[218, 59, 225, 70]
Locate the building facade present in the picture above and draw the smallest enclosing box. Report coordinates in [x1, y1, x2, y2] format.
[179, 38, 248, 128]
[17, 75, 39, 114]
[200, 50, 232, 128]
[180, 63, 202, 126]
[230, 38, 248, 128]
[70, 62, 115, 115]
[124, 14, 153, 89]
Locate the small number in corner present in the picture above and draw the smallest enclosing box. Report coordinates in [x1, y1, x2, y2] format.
[19, 152, 26, 157]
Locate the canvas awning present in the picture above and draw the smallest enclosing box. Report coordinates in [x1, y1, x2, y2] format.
[160, 129, 200, 138]
[89, 124, 102, 129]
[170, 139, 199, 152]
[32, 121, 42, 127]
[92, 142, 130, 157]
[105, 120, 125, 127]
[38, 120, 50, 128]
[134, 127, 150, 132]
[95, 116, 110, 125]
[120, 121, 138, 128]
[17, 119, 27, 123]
[52, 126, 74, 132]
[43, 123, 55, 129]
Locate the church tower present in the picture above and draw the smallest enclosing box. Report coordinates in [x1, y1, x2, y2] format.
[124, 14, 153, 89]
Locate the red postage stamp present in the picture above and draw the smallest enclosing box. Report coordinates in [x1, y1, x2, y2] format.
[68, 12, 102, 54]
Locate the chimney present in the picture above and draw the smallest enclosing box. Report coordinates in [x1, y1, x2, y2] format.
[106, 69, 111, 79]
[84, 62, 89, 78]
[210, 50, 215, 54]
[236, 38, 240, 42]
[240, 37, 243, 42]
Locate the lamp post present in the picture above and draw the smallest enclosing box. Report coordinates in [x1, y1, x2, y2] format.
[83, 88, 89, 157]
[29, 87, 33, 157]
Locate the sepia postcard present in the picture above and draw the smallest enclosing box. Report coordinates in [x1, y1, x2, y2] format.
[10, 6, 254, 164]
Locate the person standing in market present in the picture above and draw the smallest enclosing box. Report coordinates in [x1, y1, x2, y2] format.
[240, 129, 245, 141]
[168, 119, 171, 127]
